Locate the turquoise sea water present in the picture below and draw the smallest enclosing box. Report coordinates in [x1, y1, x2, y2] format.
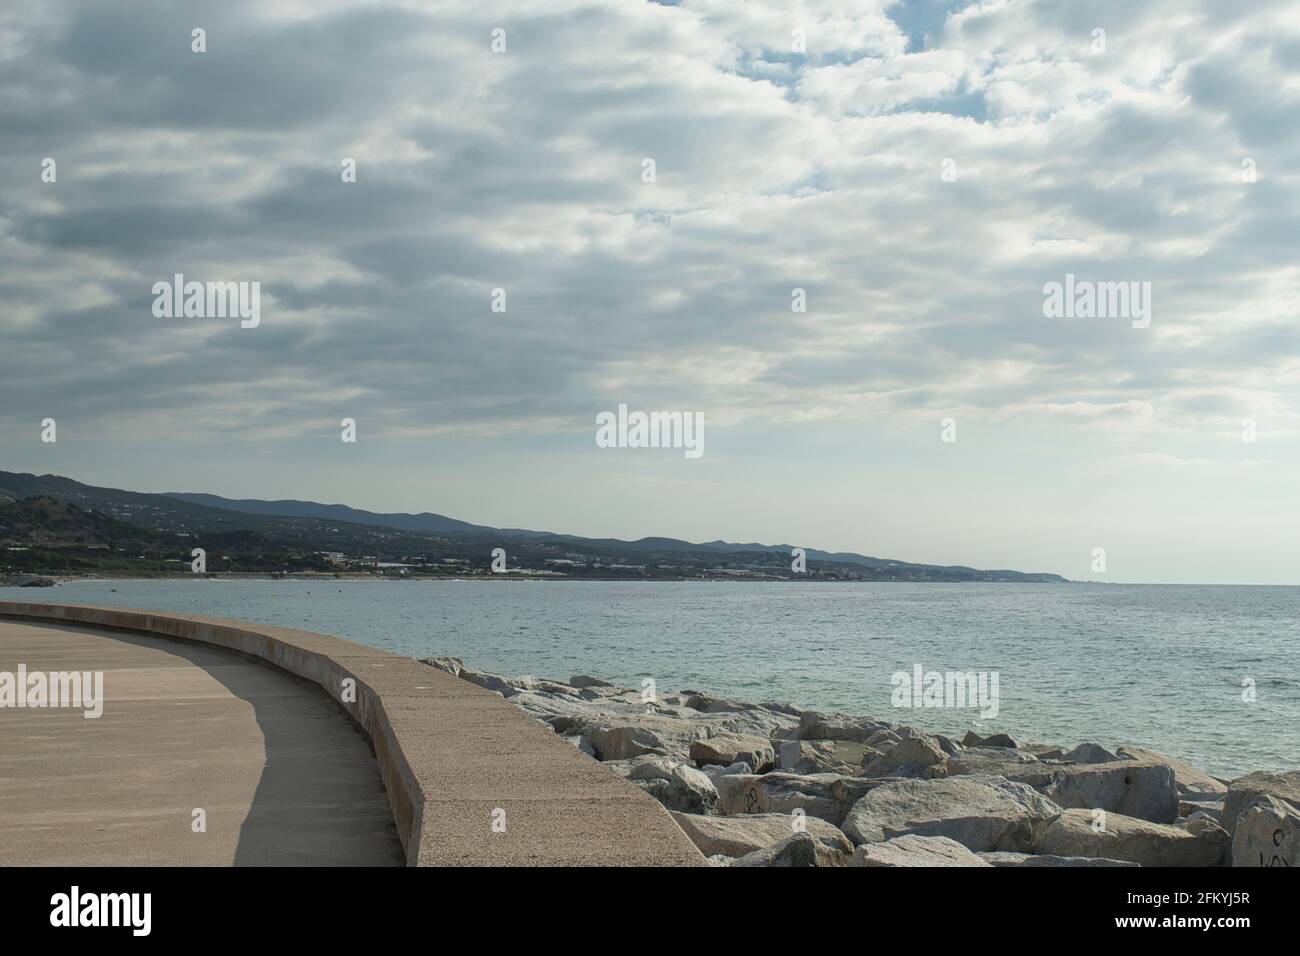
[3, 579, 1296, 779]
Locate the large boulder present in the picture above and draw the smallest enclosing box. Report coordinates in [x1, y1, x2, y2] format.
[866, 729, 902, 749]
[850, 835, 991, 867]
[1064, 743, 1120, 764]
[517, 689, 715, 734]
[731, 832, 846, 867]
[455, 668, 538, 696]
[841, 775, 1062, 852]
[569, 675, 614, 689]
[799, 711, 893, 743]
[1029, 760, 1179, 823]
[1222, 771, 1300, 836]
[979, 851, 1138, 867]
[1230, 795, 1300, 868]
[577, 686, 626, 701]
[933, 735, 963, 756]
[1023, 743, 1068, 759]
[963, 731, 1018, 749]
[585, 716, 714, 761]
[1035, 808, 1228, 866]
[701, 760, 753, 779]
[777, 740, 855, 775]
[719, 713, 801, 739]
[715, 773, 853, 825]
[1179, 798, 1224, 820]
[945, 747, 1050, 784]
[832, 777, 896, 806]
[690, 733, 775, 772]
[1117, 746, 1227, 798]
[504, 689, 595, 722]
[861, 734, 949, 778]
[603, 755, 719, 814]
[669, 810, 852, 859]
[693, 696, 788, 716]
[696, 700, 801, 739]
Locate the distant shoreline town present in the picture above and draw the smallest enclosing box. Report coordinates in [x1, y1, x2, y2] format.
[0, 471, 1068, 584]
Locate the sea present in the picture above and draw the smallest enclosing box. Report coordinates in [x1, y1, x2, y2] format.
[2, 578, 1296, 779]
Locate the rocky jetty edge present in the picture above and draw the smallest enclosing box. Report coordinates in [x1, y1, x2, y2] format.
[422, 657, 1298, 867]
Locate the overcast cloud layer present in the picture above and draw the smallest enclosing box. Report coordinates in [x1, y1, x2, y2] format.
[3, 0, 1299, 583]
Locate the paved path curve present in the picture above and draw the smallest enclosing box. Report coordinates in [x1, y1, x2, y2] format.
[0, 618, 404, 865]
[0, 604, 706, 866]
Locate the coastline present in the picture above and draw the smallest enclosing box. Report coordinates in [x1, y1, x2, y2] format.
[423, 657, 1300, 867]
[20, 572, 1298, 587]
[5, 571, 1080, 584]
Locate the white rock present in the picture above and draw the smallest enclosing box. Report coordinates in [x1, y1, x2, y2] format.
[603, 755, 719, 814]
[1035, 808, 1228, 866]
[585, 716, 716, 761]
[841, 775, 1061, 852]
[702, 760, 753, 779]
[1032, 759, 1179, 823]
[690, 732, 775, 772]
[1117, 746, 1227, 798]
[669, 810, 852, 858]
[861, 733, 949, 778]
[715, 772, 854, 824]
[778, 740, 855, 774]
[1222, 770, 1300, 836]
[850, 835, 991, 867]
[979, 851, 1137, 867]
[1230, 794, 1300, 868]
[569, 674, 614, 688]
[1064, 743, 1120, 764]
[1118, 749, 1227, 801]
[799, 711, 893, 743]
[945, 747, 1047, 782]
[731, 832, 845, 867]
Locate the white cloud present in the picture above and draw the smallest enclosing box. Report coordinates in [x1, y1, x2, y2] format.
[2, 1, 1299, 572]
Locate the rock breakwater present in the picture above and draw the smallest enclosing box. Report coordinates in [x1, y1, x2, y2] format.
[421, 657, 1297, 867]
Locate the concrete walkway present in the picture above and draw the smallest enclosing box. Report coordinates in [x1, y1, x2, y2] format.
[0, 604, 706, 866]
[0, 619, 404, 865]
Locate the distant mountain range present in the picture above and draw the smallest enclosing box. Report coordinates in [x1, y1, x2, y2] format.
[166, 492, 498, 536]
[0, 470, 1068, 582]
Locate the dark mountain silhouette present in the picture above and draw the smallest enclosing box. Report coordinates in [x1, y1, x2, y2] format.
[0, 471, 1068, 582]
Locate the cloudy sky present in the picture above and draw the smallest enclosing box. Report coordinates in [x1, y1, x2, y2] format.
[2, 0, 1299, 584]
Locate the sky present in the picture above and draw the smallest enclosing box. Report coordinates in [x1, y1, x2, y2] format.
[2, 0, 1299, 584]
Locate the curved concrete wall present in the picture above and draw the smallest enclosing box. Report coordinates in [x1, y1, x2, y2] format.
[0, 601, 705, 866]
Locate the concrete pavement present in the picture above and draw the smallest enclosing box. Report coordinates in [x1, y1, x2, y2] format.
[0, 618, 404, 865]
[0, 604, 706, 866]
